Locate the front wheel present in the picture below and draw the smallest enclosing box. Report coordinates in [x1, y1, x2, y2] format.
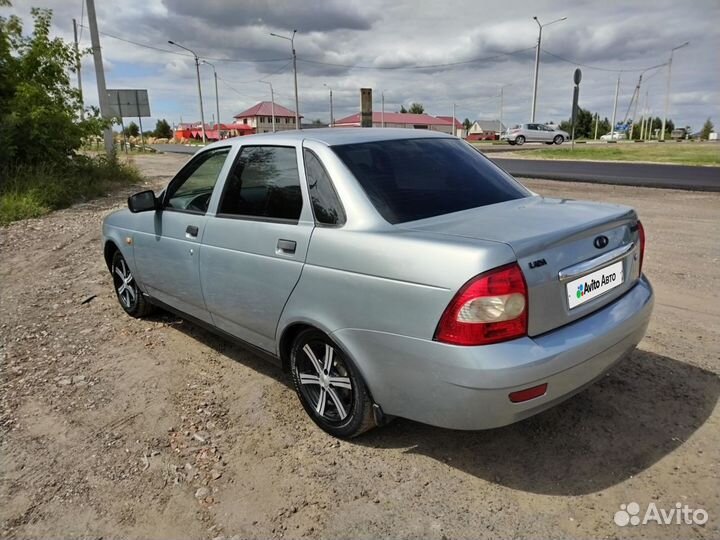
[515, 135, 525, 145]
[111, 250, 153, 318]
[290, 329, 375, 438]
[508, 140, 517, 146]
[553, 135, 564, 145]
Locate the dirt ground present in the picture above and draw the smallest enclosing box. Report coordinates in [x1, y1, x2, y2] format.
[1, 152, 718, 540]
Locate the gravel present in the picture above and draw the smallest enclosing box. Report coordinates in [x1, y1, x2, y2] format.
[1, 153, 718, 539]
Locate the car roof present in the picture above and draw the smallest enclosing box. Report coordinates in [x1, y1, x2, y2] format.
[204, 128, 455, 151]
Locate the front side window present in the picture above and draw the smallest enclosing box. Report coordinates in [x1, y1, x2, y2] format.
[304, 149, 345, 226]
[332, 138, 529, 224]
[218, 146, 302, 221]
[165, 148, 230, 213]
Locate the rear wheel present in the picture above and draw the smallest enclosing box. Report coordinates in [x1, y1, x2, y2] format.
[290, 329, 375, 438]
[111, 250, 152, 318]
[553, 135, 564, 145]
[515, 135, 525, 145]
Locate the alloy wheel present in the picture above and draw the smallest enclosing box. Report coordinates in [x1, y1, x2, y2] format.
[112, 256, 138, 310]
[295, 340, 354, 423]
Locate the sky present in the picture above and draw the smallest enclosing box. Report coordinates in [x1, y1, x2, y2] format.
[6, 0, 720, 132]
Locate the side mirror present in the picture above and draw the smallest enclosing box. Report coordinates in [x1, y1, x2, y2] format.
[128, 190, 158, 213]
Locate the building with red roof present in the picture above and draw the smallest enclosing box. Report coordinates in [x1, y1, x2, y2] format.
[333, 112, 454, 134]
[233, 101, 301, 133]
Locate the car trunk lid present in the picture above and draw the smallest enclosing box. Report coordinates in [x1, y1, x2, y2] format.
[401, 196, 642, 336]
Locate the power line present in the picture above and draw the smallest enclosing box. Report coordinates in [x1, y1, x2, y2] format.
[296, 46, 536, 70]
[541, 48, 668, 73]
[77, 25, 291, 64]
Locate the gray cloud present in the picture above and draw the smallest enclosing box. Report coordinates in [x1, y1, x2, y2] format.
[6, 0, 718, 132]
[160, 0, 377, 32]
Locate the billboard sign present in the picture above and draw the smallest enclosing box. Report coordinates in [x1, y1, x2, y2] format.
[107, 89, 151, 118]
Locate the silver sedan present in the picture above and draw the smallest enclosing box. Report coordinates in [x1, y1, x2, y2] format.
[102, 129, 652, 438]
[501, 123, 570, 145]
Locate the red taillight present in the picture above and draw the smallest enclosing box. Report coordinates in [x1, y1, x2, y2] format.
[435, 263, 528, 346]
[509, 383, 547, 403]
[637, 220, 646, 274]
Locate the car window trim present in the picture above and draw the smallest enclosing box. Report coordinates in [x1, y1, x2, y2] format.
[162, 146, 232, 214]
[214, 212, 299, 225]
[302, 148, 346, 228]
[215, 144, 303, 224]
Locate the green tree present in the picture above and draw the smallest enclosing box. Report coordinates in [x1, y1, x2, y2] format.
[399, 105, 407, 113]
[558, 107, 596, 138]
[0, 6, 107, 170]
[408, 102, 425, 114]
[153, 118, 172, 138]
[700, 118, 714, 139]
[124, 121, 139, 137]
[463, 118, 472, 131]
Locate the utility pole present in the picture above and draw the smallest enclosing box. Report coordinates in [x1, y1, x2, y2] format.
[260, 81, 276, 132]
[323, 83, 333, 127]
[499, 84, 511, 137]
[86, 0, 113, 154]
[641, 90, 649, 140]
[202, 61, 221, 140]
[530, 15, 567, 122]
[628, 74, 643, 140]
[168, 40, 206, 143]
[270, 30, 300, 129]
[72, 18, 83, 116]
[594, 112, 599, 140]
[610, 74, 620, 141]
[381, 91, 385, 127]
[452, 102, 456, 136]
[661, 41, 689, 141]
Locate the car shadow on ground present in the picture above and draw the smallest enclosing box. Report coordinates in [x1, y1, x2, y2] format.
[355, 348, 720, 496]
[152, 313, 719, 496]
[151, 313, 293, 389]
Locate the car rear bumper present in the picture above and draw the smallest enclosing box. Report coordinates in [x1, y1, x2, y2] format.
[332, 275, 654, 430]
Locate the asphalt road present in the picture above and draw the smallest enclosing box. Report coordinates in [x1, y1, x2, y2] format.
[151, 144, 720, 192]
[491, 158, 720, 191]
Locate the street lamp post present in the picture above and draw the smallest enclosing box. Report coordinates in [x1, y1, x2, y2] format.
[168, 40, 206, 144]
[323, 83, 334, 127]
[661, 41, 689, 141]
[270, 30, 300, 130]
[260, 80, 276, 132]
[202, 60, 221, 140]
[530, 16, 567, 122]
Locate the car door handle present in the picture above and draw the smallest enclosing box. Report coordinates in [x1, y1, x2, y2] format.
[277, 239, 296, 254]
[186, 225, 199, 238]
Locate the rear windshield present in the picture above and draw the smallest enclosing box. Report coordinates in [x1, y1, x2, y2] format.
[332, 138, 529, 224]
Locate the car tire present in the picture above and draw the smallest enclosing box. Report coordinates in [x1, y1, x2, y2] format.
[508, 140, 516, 146]
[553, 135, 564, 145]
[515, 135, 525, 145]
[111, 250, 153, 318]
[290, 328, 376, 438]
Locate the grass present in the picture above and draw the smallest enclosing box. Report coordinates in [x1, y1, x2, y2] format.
[513, 143, 720, 166]
[0, 154, 143, 225]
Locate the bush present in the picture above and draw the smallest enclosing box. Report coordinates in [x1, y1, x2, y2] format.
[0, 155, 142, 225]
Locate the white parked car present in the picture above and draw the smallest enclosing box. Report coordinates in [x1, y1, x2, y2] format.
[600, 131, 627, 141]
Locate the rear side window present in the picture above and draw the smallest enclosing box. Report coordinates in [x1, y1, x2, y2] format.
[332, 138, 529, 224]
[218, 146, 302, 221]
[303, 149, 346, 226]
